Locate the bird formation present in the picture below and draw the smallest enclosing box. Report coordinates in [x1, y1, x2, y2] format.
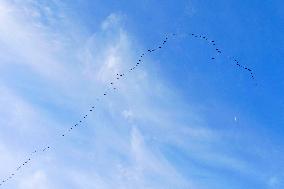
[189, 33, 256, 82]
[0, 32, 256, 186]
[231, 57, 256, 81]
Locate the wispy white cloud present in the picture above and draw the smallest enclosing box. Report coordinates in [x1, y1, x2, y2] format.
[0, 1, 66, 80]
[18, 170, 50, 189]
[0, 1, 278, 189]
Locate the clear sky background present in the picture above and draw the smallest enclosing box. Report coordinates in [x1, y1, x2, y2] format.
[0, 0, 283, 189]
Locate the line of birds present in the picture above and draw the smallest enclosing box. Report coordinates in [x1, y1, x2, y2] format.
[189, 33, 256, 82]
[0, 32, 257, 186]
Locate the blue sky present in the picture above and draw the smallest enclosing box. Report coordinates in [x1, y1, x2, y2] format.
[0, 0, 283, 188]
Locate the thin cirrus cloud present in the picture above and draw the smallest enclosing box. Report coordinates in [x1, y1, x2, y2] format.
[0, 1, 66, 81]
[0, 1, 192, 188]
[0, 1, 280, 189]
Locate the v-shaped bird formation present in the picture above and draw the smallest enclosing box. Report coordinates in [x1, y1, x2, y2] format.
[0, 32, 257, 186]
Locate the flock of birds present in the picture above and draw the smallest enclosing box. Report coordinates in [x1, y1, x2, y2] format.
[189, 33, 256, 81]
[0, 32, 256, 186]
